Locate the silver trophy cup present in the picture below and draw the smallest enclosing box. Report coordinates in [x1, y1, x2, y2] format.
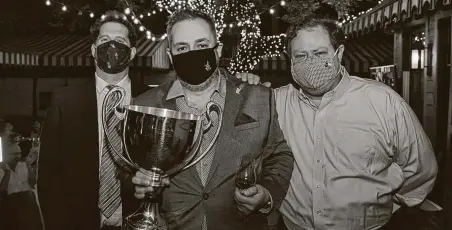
[102, 87, 222, 230]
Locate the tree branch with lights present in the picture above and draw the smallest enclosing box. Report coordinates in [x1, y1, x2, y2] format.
[282, 0, 356, 25]
[226, 0, 286, 74]
[156, 0, 287, 74]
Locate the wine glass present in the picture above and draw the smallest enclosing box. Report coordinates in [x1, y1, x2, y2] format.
[235, 154, 257, 190]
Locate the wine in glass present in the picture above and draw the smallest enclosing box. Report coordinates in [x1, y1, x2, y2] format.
[235, 154, 257, 190]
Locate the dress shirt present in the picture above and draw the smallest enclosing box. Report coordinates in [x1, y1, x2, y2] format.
[95, 74, 131, 227]
[167, 70, 226, 229]
[274, 67, 437, 230]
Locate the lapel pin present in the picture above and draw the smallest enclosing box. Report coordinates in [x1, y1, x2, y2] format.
[236, 87, 241, 94]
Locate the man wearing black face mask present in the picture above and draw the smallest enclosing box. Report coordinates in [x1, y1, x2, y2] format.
[37, 10, 149, 230]
[131, 9, 294, 230]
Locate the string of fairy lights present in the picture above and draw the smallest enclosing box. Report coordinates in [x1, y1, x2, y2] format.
[339, 0, 384, 26]
[44, 0, 288, 73]
[44, 0, 167, 40]
[155, 0, 288, 73]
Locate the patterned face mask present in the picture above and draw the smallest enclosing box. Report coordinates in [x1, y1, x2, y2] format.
[95, 40, 131, 74]
[291, 49, 340, 91]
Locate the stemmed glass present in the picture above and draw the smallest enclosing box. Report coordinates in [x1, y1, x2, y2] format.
[235, 154, 257, 190]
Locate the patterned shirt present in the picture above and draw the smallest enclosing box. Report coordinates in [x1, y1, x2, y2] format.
[274, 67, 437, 230]
[166, 69, 226, 228]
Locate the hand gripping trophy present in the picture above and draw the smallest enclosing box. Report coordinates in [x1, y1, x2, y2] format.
[102, 86, 222, 230]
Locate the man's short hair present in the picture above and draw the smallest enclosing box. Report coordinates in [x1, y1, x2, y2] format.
[90, 10, 137, 47]
[285, 14, 345, 56]
[166, 9, 217, 46]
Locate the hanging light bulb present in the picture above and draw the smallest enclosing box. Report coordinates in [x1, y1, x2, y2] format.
[140, 14, 143, 18]
[152, 10, 156, 14]
[147, 12, 151, 16]
[45, 0, 51, 6]
[269, 8, 275, 14]
[101, 15, 106, 20]
[62, 5, 67, 11]
[89, 12, 94, 18]
[139, 26, 145, 31]
[280, 0, 286, 6]
[133, 18, 139, 24]
[146, 31, 151, 36]
[124, 8, 131, 15]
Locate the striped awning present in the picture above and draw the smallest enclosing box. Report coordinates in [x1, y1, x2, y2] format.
[343, 0, 450, 38]
[342, 36, 393, 75]
[254, 54, 289, 72]
[0, 35, 170, 69]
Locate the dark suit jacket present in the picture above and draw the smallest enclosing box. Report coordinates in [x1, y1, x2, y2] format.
[133, 71, 294, 230]
[37, 78, 149, 230]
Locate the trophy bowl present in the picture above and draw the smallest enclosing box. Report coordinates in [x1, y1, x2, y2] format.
[123, 105, 202, 178]
[120, 105, 203, 230]
[102, 87, 222, 230]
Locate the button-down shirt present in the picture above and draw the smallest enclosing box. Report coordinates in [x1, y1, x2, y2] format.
[167, 69, 226, 229]
[275, 67, 437, 230]
[166, 70, 227, 181]
[95, 74, 131, 227]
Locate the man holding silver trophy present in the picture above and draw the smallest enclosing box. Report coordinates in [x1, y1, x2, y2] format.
[127, 9, 294, 230]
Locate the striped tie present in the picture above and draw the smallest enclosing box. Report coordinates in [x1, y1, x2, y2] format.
[98, 85, 124, 218]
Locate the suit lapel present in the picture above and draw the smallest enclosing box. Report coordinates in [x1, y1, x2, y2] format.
[131, 81, 150, 99]
[74, 79, 101, 211]
[204, 79, 245, 189]
[159, 80, 178, 110]
[86, 79, 100, 177]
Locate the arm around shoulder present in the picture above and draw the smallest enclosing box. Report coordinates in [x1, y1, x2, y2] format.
[258, 88, 294, 211]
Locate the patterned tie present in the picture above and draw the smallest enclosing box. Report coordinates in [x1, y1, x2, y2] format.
[98, 85, 124, 218]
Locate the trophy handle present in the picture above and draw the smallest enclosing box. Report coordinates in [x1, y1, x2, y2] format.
[179, 101, 223, 171]
[101, 87, 138, 170]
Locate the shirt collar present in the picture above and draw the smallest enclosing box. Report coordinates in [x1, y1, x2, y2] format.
[166, 68, 226, 101]
[95, 73, 130, 94]
[298, 66, 351, 103]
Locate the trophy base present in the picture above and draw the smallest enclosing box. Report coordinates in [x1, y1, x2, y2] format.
[123, 218, 167, 230]
[122, 197, 167, 230]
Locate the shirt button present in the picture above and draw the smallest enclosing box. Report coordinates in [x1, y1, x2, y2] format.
[317, 160, 320, 163]
[203, 193, 210, 200]
[316, 185, 320, 189]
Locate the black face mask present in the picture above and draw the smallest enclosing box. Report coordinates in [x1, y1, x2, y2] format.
[171, 45, 218, 85]
[95, 40, 131, 74]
